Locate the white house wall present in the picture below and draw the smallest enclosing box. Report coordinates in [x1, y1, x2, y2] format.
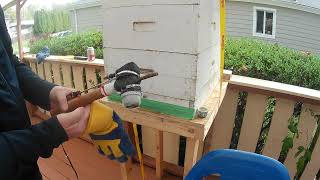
[70, 1, 320, 54]
[70, 5, 103, 33]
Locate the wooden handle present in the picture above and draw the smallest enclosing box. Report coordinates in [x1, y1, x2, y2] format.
[140, 72, 159, 81]
[51, 89, 104, 116]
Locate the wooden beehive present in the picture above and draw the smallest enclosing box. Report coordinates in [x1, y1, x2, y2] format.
[103, 0, 221, 112]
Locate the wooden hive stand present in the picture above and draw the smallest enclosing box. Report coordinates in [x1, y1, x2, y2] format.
[102, 80, 229, 180]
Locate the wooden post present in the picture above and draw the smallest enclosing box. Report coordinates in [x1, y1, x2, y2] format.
[15, 0, 27, 61]
[156, 130, 164, 179]
[119, 122, 134, 180]
[124, 122, 134, 170]
[196, 141, 204, 161]
[183, 138, 200, 177]
[16, 0, 23, 59]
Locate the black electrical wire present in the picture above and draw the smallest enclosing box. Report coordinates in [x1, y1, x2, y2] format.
[61, 144, 79, 180]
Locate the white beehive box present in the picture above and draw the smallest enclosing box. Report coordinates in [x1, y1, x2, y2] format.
[103, 0, 221, 110]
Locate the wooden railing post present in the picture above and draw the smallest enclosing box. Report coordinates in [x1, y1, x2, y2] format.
[300, 131, 320, 179]
[204, 89, 238, 152]
[237, 93, 268, 152]
[262, 99, 295, 159]
[284, 104, 319, 178]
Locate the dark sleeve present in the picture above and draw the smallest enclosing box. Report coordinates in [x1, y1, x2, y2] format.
[0, 6, 56, 110]
[13, 56, 56, 110]
[0, 5, 13, 59]
[0, 117, 68, 179]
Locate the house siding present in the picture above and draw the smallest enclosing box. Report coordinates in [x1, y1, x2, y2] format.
[226, 1, 320, 54]
[69, 1, 320, 54]
[70, 5, 103, 33]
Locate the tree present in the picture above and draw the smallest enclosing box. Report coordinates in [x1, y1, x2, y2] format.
[16, 0, 28, 59]
[33, 9, 71, 35]
[21, 4, 37, 20]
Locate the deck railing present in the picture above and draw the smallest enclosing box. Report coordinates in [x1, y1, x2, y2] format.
[24, 55, 319, 180]
[204, 75, 320, 180]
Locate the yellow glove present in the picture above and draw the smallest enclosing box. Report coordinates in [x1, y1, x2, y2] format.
[84, 101, 135, 162]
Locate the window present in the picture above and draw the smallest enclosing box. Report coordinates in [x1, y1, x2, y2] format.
[253, 7, 276, 38]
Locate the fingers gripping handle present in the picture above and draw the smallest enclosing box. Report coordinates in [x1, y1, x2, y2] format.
[50, 89, 105, 116]
[50, 81, 116, 116]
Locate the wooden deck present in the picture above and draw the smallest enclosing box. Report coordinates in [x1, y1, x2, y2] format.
[32, 117, 181, 180]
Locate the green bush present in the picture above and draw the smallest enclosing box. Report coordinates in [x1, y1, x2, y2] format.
[225, 38, 320, 90]
[30, 31, 103, 59]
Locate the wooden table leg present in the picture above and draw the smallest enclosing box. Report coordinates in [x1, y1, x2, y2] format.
[183, 138, 200, 177]
[125, 122, 136, 147]
[197, 141, 204, 161]
[156, 130, 164, 179]
[121, 122, 134, 180]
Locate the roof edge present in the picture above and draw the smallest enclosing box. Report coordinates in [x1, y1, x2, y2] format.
[68, 0, 102, 11]
[229, 0, 320, 15]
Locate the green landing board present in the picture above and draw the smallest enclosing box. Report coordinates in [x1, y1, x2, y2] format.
[108, 94, 195, 120]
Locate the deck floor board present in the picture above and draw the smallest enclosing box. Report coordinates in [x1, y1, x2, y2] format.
[32, 117, 180, 180]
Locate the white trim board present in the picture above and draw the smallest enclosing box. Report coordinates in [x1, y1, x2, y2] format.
[68, 0, 102, 10]
[229, 0, 320, 15]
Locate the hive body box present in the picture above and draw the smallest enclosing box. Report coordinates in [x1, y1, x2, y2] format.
[103, 0, 221, 110]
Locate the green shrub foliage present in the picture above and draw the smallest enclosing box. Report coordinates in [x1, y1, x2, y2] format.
[33, 10, 71, 34]
[30, 31, 103, 58]
[225, 38, 320, 90]
[31, 35, 320, 87]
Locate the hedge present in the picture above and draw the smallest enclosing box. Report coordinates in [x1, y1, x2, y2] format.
[225, 38, 320, 90]
[29, 31, 103, 58]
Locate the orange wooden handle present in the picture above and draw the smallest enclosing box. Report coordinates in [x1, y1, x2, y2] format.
[50, 89, 104, 116]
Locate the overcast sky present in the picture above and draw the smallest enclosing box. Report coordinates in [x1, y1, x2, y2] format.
[1, 0, 73, 9]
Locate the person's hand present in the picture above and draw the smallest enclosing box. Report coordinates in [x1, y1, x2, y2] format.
[49, 86, 74, 114]
[57, 106, 90, 139]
